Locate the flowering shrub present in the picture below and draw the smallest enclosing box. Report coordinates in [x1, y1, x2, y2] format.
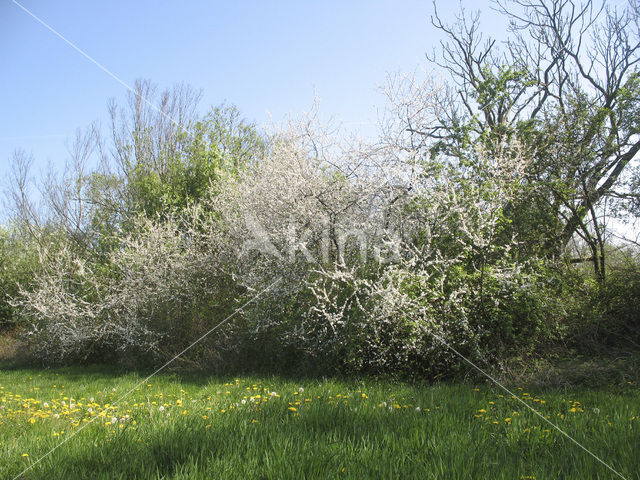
[12, 102, 562, 375]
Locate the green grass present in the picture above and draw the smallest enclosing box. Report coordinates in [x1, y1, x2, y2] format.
[0, 366, 638, 479]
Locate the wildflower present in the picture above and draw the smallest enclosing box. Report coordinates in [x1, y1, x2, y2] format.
[270, 392, 277, 397]
[415, 407, 421, 412]
[241, 399, 247, 405]
[288, 407, 297, 412]
[22, 454, 28, 458]
[299, 387, 304, 393]
[110, 417, 117, 424]
[158, 406, 165, 412]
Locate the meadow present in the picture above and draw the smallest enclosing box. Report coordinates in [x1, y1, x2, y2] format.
[0, 367, 638, 479]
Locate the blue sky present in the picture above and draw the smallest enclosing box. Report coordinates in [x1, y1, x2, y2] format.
[1, 0, 500, 179]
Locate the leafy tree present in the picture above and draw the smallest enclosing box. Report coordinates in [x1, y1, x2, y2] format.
[103, 80, 265, 222]
[406, 0, 640, 281]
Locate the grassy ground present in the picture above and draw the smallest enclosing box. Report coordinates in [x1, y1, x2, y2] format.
[0, 366, 638, 479]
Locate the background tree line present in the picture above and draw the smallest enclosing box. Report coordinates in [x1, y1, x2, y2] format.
[1, 0, 639, 376]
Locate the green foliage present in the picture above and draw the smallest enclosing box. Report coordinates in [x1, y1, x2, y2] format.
[0, 227, 38, 330]
[121, 105, 265, 221]
[468, 260, 566, 357]
[570, 249, 640, 351]
[427, 1, 640, 276]
[6, 69, 639, 378]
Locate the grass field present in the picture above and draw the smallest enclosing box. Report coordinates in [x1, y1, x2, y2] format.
[0, 366, 638, 479]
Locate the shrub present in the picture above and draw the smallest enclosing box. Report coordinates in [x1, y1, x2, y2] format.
[0, 227, 38, 331]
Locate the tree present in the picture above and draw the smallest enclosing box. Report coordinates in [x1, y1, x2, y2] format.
[102, 79, 265, 222]
[406, 0, 640, 282]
